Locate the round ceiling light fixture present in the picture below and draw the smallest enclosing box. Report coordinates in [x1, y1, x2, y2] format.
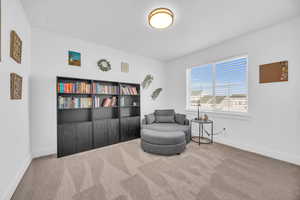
[148, 8, 174, 29]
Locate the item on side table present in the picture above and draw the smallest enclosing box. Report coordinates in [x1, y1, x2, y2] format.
[204, 114, 208, 121]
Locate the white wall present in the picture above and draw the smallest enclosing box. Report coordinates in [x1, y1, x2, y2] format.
[0, 0, 32, 199]
[30, 28, 167, 157]
[165, 17, 300, 165]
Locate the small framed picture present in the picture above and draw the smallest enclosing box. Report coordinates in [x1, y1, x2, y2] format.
[10, 31, 22, 64]
[121, 62, 129, 73]
[10, 73, 23, 100]
[68, 51, 81, 66]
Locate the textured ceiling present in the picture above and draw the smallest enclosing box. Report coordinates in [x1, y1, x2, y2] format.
[21, 0, 300, 61]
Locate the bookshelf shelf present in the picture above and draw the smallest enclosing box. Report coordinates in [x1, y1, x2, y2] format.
[93, 93, 119, 96]
[58, 108, 92, 110]
[57, 76, 141, 157]
[58, 93, 91, 95]
[120, 106, 140, 108]
[94, 106, 119, 109]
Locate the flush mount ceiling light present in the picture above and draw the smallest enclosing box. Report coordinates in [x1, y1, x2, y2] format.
[148, 8, 174, 29]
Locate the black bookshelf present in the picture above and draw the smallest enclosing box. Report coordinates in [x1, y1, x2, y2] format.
[57, 76, 141, 157]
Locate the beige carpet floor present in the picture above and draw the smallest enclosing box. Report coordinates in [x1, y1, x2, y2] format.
[12, 139, 300, 200]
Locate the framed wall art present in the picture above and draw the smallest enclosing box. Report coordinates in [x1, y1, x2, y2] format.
[10, 73, 23, 100]
[0, 0, 2, 62]
[10, 31, 22, 64]
[121, 62, 129, 73]
[68, 51, 81, 66]
[259, 61, 288, 84]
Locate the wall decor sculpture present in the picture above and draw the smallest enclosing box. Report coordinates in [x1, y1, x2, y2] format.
[98, 59, 111, 72]
[10, 73, 23, 100]
[151, 88, 162, 100]
[10, 31, 22, 64]
[142, 74, 154, 89]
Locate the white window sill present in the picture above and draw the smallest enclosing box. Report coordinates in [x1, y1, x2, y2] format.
[185, 109, 252, 120]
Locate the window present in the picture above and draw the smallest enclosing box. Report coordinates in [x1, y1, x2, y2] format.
[187, 56, 248, 113]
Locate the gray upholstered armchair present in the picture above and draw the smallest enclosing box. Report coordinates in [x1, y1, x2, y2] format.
[142, 109, 191, 143]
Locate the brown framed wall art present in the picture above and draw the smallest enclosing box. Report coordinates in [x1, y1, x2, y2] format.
[10, 73, 23, 100]
[259, 61, 288, 84]
[10, 31, 23, 64]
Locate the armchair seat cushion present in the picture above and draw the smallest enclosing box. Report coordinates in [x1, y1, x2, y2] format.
[142, 123, 191, 143]
[141, 129, 185, 145]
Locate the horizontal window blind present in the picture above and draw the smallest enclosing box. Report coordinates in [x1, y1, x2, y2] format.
[215, 57, 248, 112]
[190, 64, 214, 110]
[188, 56, 248, 113]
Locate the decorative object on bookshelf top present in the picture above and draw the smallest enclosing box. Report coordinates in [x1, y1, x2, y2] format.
[121, 62, 129, 73]
[142, 74, 154, 89]
[98, 59, 111, 72]
[10, 73, 23, 100]
[10, 31, 22, 64]
[68, 51, 81, 67]
[151, 88, 162, 100]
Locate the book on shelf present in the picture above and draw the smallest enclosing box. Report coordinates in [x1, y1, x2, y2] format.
[58, 96, 92, 109]
[120, 86, 138, 95]
[94, 96, 118, 108]
[57, 82, 91, 94]
[93, 83, 118, 94]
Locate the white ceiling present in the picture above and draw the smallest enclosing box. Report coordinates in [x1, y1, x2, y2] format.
[21, 0, 300, 61]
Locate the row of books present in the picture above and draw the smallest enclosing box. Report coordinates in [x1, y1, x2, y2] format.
[120, 86, 138, 95]
[92, 83, 118, 94]
[100, 97, 118, 107]
[58, 82, 91, 94]
[58, 97, 92, 109]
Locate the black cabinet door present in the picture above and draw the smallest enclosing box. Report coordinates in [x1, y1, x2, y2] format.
[77, 122, 93, 152]
[120, 118, 129, 141]
[94, 120, 109, 148]
[120, 117, 140, 141]
[108, 119, 120, 145]
[132, 116, 141, 138]
[58, 124, 77, 157]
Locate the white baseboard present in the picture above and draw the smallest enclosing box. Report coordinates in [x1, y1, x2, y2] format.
[215, 137, 300, 166]
[31, 147, 56, 158]
[1, 155, 32, 200]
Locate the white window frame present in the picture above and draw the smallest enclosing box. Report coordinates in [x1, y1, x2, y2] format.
[186, 55, 249, 115]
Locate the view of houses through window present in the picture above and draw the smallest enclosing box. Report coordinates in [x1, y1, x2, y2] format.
[187, 56, 248, 113]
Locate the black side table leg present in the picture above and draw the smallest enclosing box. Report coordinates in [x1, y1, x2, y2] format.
[211, 122, 213, 144]
[198, 122, 201, 145]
